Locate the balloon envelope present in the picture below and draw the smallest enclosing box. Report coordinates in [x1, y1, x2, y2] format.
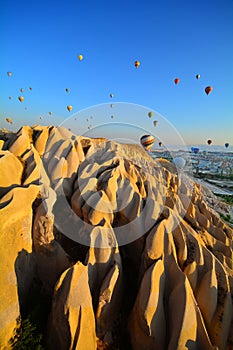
[148, 111, 154, 118]
[49, 112, 52, 116]
[207, 139, 212, 145]
[225, 143, 229, 148]
[196, 74, 201, 79]
[78, 54, 83, 61]
[109, 93, 114, 98]
[153, 120, 158, 127]
[174, 78, 180, 85]
[67, 105, 73, 112]
[172, 157, 186, 169]
[134, 60, 140, 68]
[7, 72, 12, 77]
[158, 142, 162, 147]
[205, 86, 213, 95]
[6, 117, 11, 123]
[140, 135, 155, 151]
[18, 96, 24, 102]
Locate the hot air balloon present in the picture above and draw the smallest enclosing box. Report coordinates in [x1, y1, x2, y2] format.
[207, 139, 212, 145]
[65, 88, 69, 92]
[110, 104, 114, 108]
[153, 120, 158, 127]
[67, 105, 73, 112]
[148, 111, 154, 118]
[6, 117, 12, 124]
[196, 74, 201, 79]
[172, 157, 186, 169]
[29, 86, 32, 90]
[225, 143, 229, 148]
[205, 86, 213, 95]
[192, 147, 199, 154]
[134, 60, 140, 68]
[140, 135, 155, 151]
[174, 78, 180, 85]
[49, 111, 53, 116]
[7, 72, 12, 77]
[9, 96, 12, 100]
[110, 93, 114, 98]
[20, 88, 24, 93]
[18, 96, 24, 102]
[111, 115, 114, 119]
[78, 54, 83, 61]
[159, 142, 163, 147]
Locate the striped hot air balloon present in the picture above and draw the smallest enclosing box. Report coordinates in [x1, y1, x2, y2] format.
[140, 134, 155, 151]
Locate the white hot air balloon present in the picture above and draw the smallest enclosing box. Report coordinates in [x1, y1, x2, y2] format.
[172, 157, 186, 169]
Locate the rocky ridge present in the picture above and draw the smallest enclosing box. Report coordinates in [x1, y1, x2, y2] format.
[0, 125, 232, 349]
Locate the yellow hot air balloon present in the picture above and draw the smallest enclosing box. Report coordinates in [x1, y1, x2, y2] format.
[67, 105, 73, 112]
[78, 54, 83, 61]
[134, 61, 140, 68]
[148, 111, 154, 118]
[18, 96, 24, 102]
[6, 117, 12, 123]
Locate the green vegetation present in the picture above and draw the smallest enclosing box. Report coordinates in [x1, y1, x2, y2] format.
[219, 213, 233, 225]
[9, 317, 44, 349]
[216, 194, 233, 205]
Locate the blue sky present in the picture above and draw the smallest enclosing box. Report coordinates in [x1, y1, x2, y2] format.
[0, 0, 233, 147]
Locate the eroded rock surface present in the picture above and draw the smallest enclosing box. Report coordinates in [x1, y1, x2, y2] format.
[0, 126, 232, 349]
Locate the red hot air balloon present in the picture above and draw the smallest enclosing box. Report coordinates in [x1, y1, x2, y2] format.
[174, 78, 180, 85]
[205, 86, 213, 95]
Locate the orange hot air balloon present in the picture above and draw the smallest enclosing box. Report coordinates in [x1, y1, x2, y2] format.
[174, 78, 180, 85]
[205, 86, 213, 95]
[134, 60, 140, 68]
[18, 96, 24, 102]
[67, 105, 73, 112]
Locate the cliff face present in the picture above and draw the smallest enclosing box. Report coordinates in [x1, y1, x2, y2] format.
[0, 125, 232, 350]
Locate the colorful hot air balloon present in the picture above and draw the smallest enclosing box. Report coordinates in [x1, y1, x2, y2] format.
[205, 86, 213, 95]
[159, 142, 163, 147]
[207, 139, 212, 145]
[174, 78, 180, 85]
[225, 143, 229, 148]
[78, 54, 83, 61]
[196, 74, 201, 79]
[140, 135, 155, 151]
[153, 120, 158, 127]
[7, 72, 12, 77]
[67, 105, 73, 112]
[172, 157, 186, 169]
[148, 111, 154, 118]
[134, 60, 140, 68]
[18, 96, 24, 102]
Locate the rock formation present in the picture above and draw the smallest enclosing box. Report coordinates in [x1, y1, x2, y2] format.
[0, 125, 232, 349]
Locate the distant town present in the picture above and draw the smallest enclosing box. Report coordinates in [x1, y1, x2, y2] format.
[151, 149, 233, 196]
